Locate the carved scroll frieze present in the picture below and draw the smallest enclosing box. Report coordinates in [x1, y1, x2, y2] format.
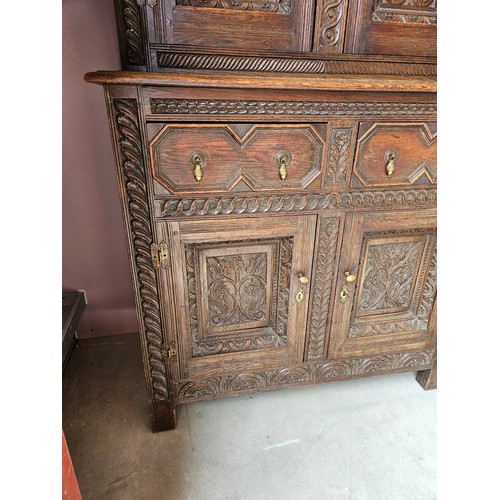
[112, 98, 168, 402]
[156, 188, 437, 218]
[155, 52, 436, 76]
[186, 238, 292, 357]
[176, 0, 291, 14]
[150, 99, 437, 116]
[306, 218, 340, 360]
[327, 128, 351, 185]
[372, 0, 437, 24]
[176, 350, 435, 400]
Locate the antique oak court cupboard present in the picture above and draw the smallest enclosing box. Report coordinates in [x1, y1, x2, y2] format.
[86, 0, 437, 431]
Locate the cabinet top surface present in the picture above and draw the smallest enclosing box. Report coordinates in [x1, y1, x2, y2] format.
[84, 70, 436, 93]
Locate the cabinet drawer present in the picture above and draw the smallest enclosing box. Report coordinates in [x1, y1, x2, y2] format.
[351, 122, 436, 188]
[150, 123, 326, 194]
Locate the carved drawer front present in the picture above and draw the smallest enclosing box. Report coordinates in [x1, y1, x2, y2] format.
[352, 122, 436, 188]
[146, 0, 315, 54]
[150, 123, 326, 194]
[345, 0, 437, 56]
[328, 209, 436, 359]
[159, 215, 316, 379]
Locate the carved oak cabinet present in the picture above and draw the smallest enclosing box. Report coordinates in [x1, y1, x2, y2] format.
[86, 0, 437, 432]
[86, 68, 437, 431]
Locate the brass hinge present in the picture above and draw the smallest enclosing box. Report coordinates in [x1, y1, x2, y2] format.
[162, 342, 177, 363]
[151, 241, 170, 269]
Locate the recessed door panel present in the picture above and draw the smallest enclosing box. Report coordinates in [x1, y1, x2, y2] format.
[328, 209, 436, 359]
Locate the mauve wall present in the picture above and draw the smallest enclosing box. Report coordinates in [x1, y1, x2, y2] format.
[63, 0, 138, 338]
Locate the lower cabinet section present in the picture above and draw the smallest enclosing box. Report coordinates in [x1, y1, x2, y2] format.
[156, 209, 436, 406]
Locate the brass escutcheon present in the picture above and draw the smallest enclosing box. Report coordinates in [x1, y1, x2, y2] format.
[296, 288, 305, 304]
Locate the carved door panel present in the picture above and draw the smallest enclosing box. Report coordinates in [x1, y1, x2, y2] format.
[328, 209, 436, 359]
[159, 215, 316, 380]
[344, 0, 437, 57]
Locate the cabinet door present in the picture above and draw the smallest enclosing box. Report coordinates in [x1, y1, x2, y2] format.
[328, 209, 436, 359]
[345, 0, 437, 57]
[160, 215, 316, 379]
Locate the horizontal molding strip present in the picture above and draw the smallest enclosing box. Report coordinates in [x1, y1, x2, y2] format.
[155, 188, 437, 218]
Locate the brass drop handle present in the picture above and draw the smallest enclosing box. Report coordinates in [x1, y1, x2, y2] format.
[340, 272, 356, 302]
[298, 273, 310, 284]
[190, 152, 205, 183]
[386, 152, 396, 178]
[345, 272, 357, 283]
[276, 151, 291, 181]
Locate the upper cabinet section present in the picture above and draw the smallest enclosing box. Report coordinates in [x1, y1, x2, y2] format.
[114, 0, 437, 73]
[344, 0, 437, 56]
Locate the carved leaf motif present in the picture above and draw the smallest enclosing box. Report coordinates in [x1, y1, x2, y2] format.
[307, 218, 340, 360]
[360, 241, 421, 312]
[327, 129, 351, 184]
[207, 253, 267, 326]
[176, 350, 435, 400]
[112, 99, 168, 402]
[187, 237, 292, 357]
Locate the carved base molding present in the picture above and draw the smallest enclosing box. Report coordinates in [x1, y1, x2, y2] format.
[156, 188, 437, 218]
[176, 350, 435, 402]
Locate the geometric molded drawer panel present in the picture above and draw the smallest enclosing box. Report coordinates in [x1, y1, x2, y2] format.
[352, 123, 437, 188]
[150, 124, 325, 194]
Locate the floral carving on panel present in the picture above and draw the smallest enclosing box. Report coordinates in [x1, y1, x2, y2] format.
[207, 253, 268, 327]
[359, 241, 421, 312]
[372, 0, 437, 23]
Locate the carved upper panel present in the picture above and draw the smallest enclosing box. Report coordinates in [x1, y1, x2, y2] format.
[176, 0, 291, 14]
[372, 0, 437, 24]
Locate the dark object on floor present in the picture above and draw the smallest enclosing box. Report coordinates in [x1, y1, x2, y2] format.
[62, 291, 85, 373]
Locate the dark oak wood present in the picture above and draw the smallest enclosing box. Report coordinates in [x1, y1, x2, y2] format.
[86, 72, 437, 430]
[89, 0, 437, 431]
[113, 0, 437, 72]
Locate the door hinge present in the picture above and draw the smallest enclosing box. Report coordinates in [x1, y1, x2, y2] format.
[162, 342, 177, 363]
[151, 241, 170, 269]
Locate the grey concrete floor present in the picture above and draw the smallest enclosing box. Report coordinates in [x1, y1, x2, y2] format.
[62, 333, 436, 500]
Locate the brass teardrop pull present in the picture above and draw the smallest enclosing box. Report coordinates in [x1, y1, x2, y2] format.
[298, 273, 310, 284]
[276, 151, 291, 181]
[385, 149, 397, 178]
[345, 272, 357, 283]
[190, 152, 205, 183]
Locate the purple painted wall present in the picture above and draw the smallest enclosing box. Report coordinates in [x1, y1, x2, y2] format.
[63, 1, 138, 338]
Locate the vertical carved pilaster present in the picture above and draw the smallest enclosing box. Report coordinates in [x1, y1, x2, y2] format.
[114, 0, 147, 68]
[112, 98, 169, 405]
[306, 217, 340, 360]
[327, 128, 352, 185]
[314, 0, 346, 53]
